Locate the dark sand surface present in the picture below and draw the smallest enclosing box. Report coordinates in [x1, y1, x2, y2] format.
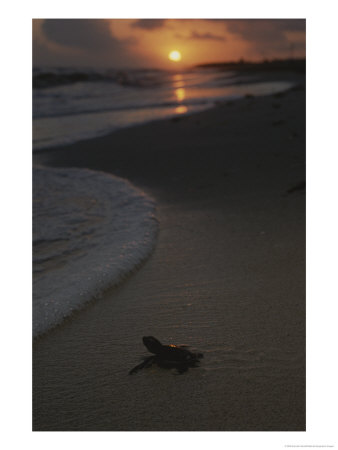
[33, 86, 305, 431]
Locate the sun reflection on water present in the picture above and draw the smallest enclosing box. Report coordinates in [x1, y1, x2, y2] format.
[175, 105, 188, 114]
[175, 87, 185, 102]
[171, 74, 188, 115]
[172, 73, 185, 88]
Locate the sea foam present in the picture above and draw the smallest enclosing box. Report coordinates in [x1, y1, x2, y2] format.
[33, 166, 158, 337]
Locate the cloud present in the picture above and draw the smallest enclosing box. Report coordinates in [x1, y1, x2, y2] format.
[220, 19, 305, 58]
[131, 19, 166, 30]
[190, 31, 226, 41]
[42, 19, 119, 51]
[225, 19, 305, 45]
[34, 19, 145, 67]
[175, 30, 226, 42]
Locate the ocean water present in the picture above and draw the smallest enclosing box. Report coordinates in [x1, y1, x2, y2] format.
[33, 166, 158, 337]
[33, 67, 295, 150]
[32, 66, 296, 336]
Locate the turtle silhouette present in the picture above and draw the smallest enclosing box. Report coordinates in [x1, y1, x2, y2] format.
[129, 336, 203, 375]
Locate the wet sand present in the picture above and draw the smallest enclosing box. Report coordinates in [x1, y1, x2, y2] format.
[33, 86, 305, 431]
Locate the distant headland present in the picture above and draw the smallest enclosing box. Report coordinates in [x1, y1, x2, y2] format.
[195, 58, 305, 73]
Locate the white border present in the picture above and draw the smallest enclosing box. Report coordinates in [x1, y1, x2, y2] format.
[2, 1, 337, 449]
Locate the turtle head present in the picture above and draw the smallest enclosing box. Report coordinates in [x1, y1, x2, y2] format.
[143, 336, 163, 354]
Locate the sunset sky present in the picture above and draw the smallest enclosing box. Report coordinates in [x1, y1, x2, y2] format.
[33, 19, 305, 69]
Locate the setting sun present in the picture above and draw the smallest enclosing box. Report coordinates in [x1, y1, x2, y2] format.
[168, 50, 182, 62]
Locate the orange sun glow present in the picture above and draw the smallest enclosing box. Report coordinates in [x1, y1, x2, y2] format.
[168, 50, 182, 62]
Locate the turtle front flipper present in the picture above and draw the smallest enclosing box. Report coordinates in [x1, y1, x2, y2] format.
[129, 356, 155, 375]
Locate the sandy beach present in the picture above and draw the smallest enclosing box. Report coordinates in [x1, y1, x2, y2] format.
[33, 85, 305, 431]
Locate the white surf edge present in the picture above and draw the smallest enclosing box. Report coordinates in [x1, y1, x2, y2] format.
[33, 166, 159, 337]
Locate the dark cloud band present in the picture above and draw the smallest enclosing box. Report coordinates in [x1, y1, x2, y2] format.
[131, 19, 166, 30]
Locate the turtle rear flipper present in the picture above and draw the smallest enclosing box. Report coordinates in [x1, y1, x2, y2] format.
[129, 356, 155, 375]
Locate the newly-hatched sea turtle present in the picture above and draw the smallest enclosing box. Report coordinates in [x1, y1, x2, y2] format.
[129, 336, 203, 375]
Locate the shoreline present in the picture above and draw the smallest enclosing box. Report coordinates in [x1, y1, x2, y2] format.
[33, 86, 305, 431]
[34, 83, 305, 198]
[33, 70, 305, 154]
